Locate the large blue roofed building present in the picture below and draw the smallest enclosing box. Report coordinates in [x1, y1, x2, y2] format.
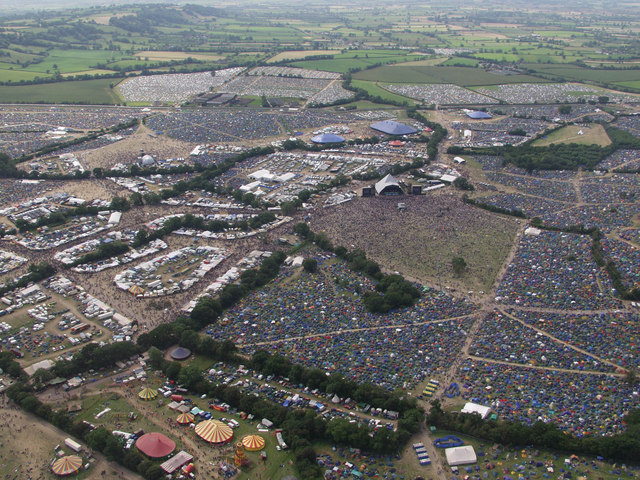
[370, 120, 418, 136]
[465, 111, 492, 119]
[310, 133, 345, 144]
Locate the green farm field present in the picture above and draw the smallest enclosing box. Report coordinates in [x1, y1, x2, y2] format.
[531, 124, 612, 147]
[351, 79, 416, 105]
[0, 79, 123, 104]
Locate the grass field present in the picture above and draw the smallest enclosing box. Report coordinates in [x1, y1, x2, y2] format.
[289, 50, 426, 73]
[392, 57, 447, 67]
[351, 79, 416, 105]
[353, 65, 548, 86]
[532, 124, 612, 147]
[0, 79, 122, 104]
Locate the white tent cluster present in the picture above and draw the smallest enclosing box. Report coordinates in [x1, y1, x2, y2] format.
[182, 250, 272, 313]
[114, 246, 228, 297]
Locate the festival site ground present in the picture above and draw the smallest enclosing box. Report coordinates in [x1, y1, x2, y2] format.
[0, 89, 640, 480]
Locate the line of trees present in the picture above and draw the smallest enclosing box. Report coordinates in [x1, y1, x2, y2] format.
[293, 224, 421, 313]
[0, 262, 56, 297]
[462, 194, 527, 218]
[14, 204, 102, 232]
[67, 241, 130, 268]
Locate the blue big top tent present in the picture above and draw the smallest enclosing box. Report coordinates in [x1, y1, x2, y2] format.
[170, 346, 192, 361]
[310, 133, 345, 144]
[370, 120, 418, 136]
[466, 111, 492, 119]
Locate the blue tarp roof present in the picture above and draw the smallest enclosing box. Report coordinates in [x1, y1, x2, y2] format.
[311, 133, 345, 143]
[466, 111, 492, 119]
[370, 120, 418, 135]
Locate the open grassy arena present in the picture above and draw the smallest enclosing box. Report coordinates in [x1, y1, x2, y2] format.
[532, 124, 612, 147]
[311, 195, 520, 292]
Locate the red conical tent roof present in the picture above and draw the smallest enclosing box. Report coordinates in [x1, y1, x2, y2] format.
[136, 432, 176, 458]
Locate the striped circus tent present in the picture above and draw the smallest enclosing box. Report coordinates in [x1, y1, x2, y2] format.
[195, 420, 233, 444]
[176, 412, 195, 425]
[242, 434, 265, 451]
[138, 387, 158, 400]
[51, 455, 83, 476]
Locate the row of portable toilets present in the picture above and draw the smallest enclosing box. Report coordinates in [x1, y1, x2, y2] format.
[413, 443, 431, 466]
[422, 379, 439, 398]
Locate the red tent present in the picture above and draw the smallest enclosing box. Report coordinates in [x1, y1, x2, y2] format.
[136, 432, 176, 458]
[389, 140, 405, 147]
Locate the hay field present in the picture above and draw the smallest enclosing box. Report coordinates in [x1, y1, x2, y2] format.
[311, 194, 520, 292]
[532, 124, 612, 147]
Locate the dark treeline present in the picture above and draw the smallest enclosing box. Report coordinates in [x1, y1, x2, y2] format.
[530, 219, 640, 301]
[131, 211, 276, 249]
[0, 262, 56, 297]
[52, 341, 142, 379]
[406, 108, 448, 160]
[292, 224, 421, 313]
[14, 204, 101, 232]
[68, 241, 130, 268]
[462, 194, 527, 218]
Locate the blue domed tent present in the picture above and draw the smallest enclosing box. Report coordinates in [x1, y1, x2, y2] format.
[170, 346, 191, 361]
[311, 133, 345, 144]
[370, 120, 418, 136]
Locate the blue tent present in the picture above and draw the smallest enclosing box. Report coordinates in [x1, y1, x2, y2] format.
[466, 111, 492, 119]
[170, 346, 192, 360]
[370, 120, 418, 135]
[311, 133, 345, 144]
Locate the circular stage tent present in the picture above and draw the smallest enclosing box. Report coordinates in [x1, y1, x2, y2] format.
[170, 346, 191, 361]
[242, 434, 265, 451]
[176, 412, 195, 425]
[195, 419, 233, 444]
[310, 133, 345, 144]
[51, 455, 83, 476]
[138, 387, 158, 400]
[370, 120, 418, 136]
[136, 432, 176, 458]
